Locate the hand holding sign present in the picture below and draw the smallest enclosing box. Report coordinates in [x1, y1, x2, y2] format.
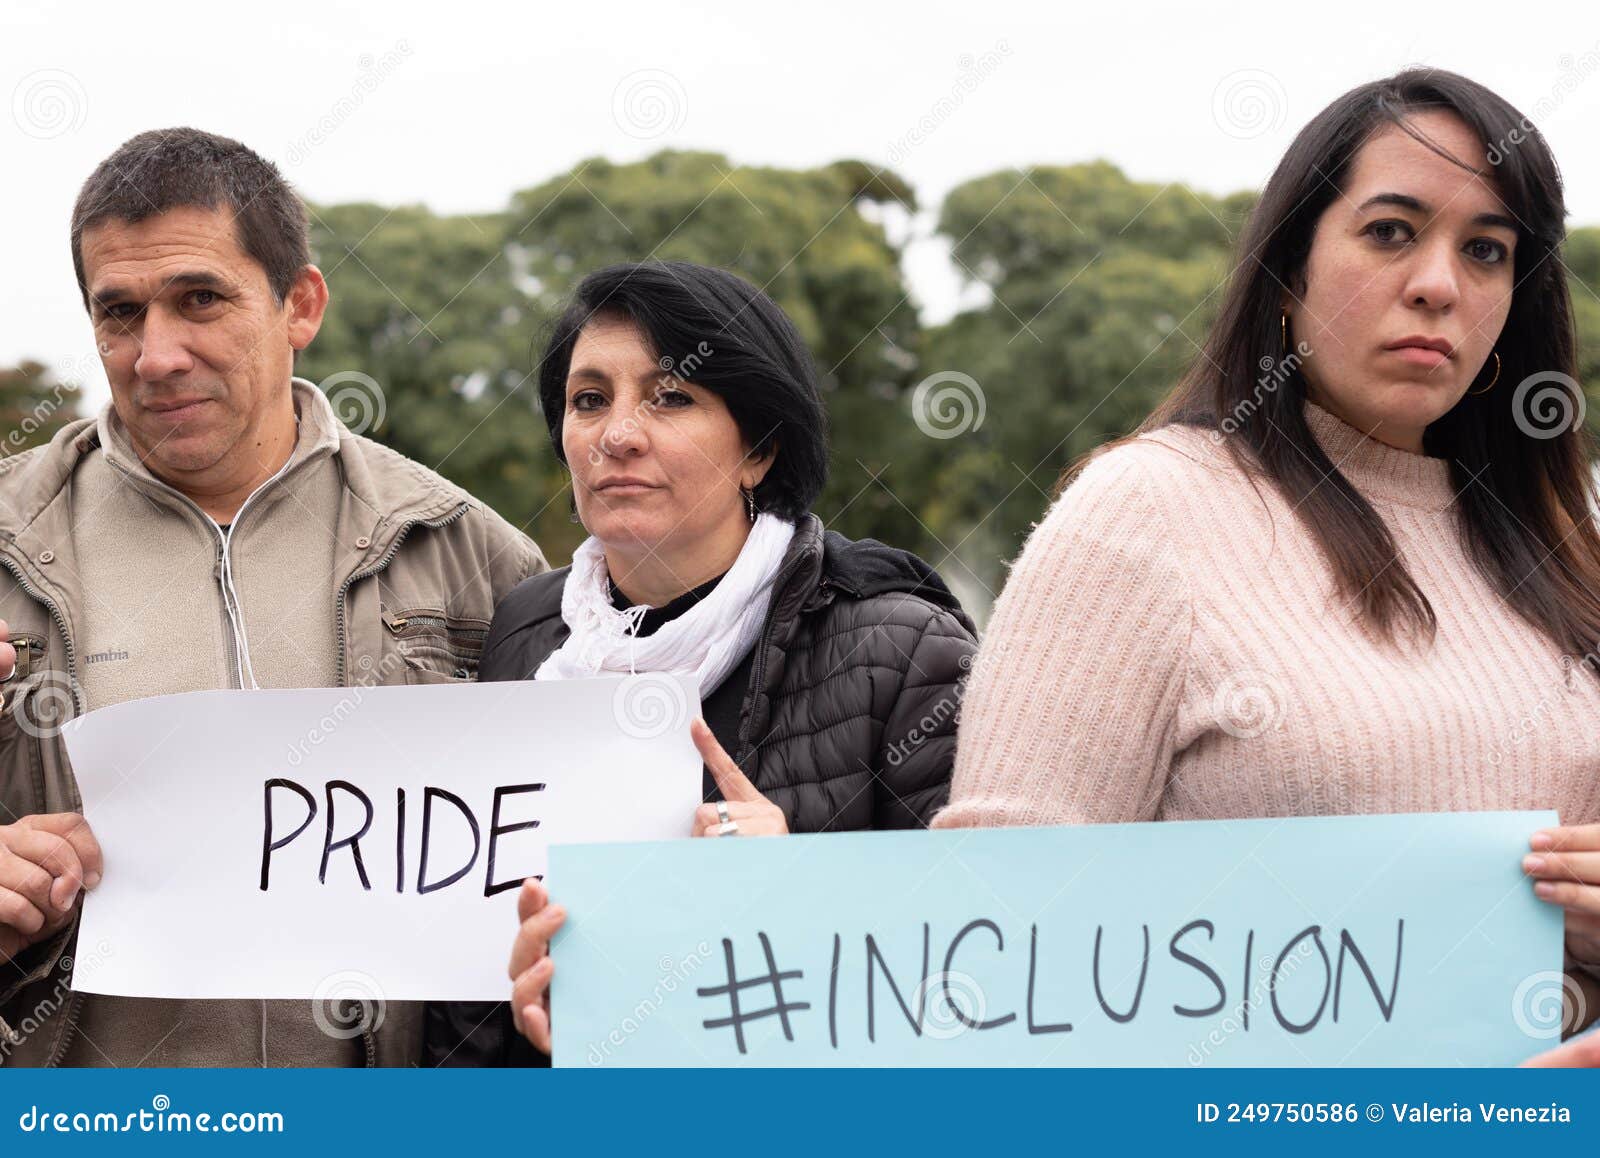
[690, 718, 788, 838]
[509, 878, 565, 1054]
[1526, 823, 1600, 973]
[0, 813, 103, 964]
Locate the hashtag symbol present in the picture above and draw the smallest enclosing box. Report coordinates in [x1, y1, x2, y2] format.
[695, 933, 810, 1054]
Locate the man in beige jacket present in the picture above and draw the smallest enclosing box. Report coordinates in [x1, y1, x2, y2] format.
[0, 128, 546, 1066]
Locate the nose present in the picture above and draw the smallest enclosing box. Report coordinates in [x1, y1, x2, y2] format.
[131, 305, 196, 381]
[1401, 239, 1461, 314]
[596, 398, 650, 459]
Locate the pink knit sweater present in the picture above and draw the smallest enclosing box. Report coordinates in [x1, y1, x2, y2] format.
[934, 402, 1600, 829]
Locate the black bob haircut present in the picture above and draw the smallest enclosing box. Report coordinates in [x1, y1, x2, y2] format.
[536, 261, 830, 522]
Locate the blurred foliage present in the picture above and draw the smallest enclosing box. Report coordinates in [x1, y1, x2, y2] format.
[0, 360, 81, 461]
[9, 156, 1600, 615]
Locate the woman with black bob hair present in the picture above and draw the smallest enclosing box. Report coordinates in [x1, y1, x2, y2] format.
[425, 260, 977, 1063]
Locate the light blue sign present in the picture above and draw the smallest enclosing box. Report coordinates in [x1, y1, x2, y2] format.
[549, 811, 1564, 1066]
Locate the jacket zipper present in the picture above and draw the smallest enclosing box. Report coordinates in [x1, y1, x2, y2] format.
[381, 613, 488, 637]
[0, 554, 83, 719]
[337, 504, 470, 686]
[732, 558, 831, 767]
[0, 549, 88, 1068]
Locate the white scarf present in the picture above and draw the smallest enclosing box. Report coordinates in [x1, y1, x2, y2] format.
[534, 513, 797, 697]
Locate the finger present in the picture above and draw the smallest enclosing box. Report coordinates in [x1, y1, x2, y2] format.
[520, 1000, 552, 1055]
[1525, 851, 1600, 886]
[0, 640, 13, 683]
[517, 878, 548, 924]
[0, 886, 47, 936]
[691, 717, 762, 803]
[24, 815, 103, 887]
[1521, 1032, 1600, 1068]
[1533, 879, 1600, 916]
[1532, 825, 1600, 853]
[2, 831, 81, 910]
[511, 959, 553, 1020]
[508, 905, 565, 980]
[0, 851, 54, 913]
[694, 803, 721, 833]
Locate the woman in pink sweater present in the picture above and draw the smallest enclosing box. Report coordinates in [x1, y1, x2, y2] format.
[935, 69, 1600, 1039]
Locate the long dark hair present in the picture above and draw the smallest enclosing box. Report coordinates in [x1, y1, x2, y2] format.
[1139, 68, 1600, 662]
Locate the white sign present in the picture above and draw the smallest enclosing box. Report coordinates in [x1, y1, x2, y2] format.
[62, 676, 701, 1001]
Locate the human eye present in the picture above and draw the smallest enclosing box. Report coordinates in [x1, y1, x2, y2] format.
[1363, 219, 1415, 246]
[1464, 237, 1509, 265]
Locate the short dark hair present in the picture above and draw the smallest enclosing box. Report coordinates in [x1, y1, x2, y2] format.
[71, 127, 309, 308]
[537, 261, 830, 521]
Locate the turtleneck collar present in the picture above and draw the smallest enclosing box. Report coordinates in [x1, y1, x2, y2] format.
[1301, 399, 1457, 513]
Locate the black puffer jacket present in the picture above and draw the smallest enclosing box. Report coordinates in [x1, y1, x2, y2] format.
[423, 513, 978, 1065]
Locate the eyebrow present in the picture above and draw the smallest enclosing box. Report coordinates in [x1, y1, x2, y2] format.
[90, 271, 233, 308]
[1356, 192, 1519, 233]
[567, 364, 680, 387]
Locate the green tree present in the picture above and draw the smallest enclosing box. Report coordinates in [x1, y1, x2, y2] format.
[0, 360, 82, 461]
[918, 163, 1252, 596]
[300, 152, 925, 564]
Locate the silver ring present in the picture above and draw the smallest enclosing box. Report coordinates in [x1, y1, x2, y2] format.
[715, 820, 740, 837]
[715, 800, 731, 826]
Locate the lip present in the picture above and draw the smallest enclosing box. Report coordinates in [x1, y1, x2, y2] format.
[143, 398, 214, 419]
[1382, 336, 1454, 372]
[593, 478, 661, 493]
[1385, 335, 1454, 356]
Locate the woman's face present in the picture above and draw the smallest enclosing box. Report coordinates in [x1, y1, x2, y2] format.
[563, 315, 770, 566]
[1289, 110, 1518, 452]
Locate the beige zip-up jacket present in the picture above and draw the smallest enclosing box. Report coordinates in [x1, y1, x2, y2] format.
[0, 379, 546, 1066]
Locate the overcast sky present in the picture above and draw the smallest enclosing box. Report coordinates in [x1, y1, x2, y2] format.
[6, 0, 1599, 411]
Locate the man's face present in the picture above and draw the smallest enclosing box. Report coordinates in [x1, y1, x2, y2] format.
[81, 205, 315, 479]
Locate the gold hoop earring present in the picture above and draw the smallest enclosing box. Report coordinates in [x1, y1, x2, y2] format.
[1469, 351, 1501, 396]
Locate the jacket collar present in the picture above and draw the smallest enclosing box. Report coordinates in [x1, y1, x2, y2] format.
[0, 377, 471, 537]
[93, 378, 343, 514]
